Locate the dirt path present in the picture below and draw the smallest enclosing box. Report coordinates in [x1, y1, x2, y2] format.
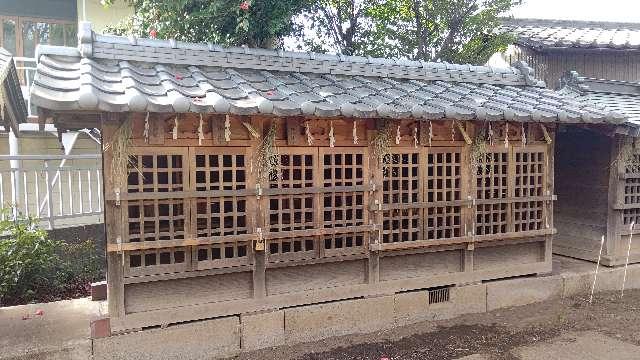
[233, 289, 640, 360]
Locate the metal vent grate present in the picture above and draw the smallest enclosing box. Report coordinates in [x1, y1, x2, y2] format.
[428, 286, 450, 304]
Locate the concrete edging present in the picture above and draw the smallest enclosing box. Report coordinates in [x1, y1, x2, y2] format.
[88, 262, 640, 359]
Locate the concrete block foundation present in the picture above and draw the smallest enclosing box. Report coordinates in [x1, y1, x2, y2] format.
[240, 310, 284, 351]
[88, 257, 640, 359]
[92, 316, 240, 360]
[394, 284, 486, 326]
[284, 295, 395, 344]
[486, 276, 563, 311]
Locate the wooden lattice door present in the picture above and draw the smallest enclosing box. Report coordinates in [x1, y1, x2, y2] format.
[381, 149, 424, 243]
[320, 147, 369, 257]
[265, 148, 319, 263]
[424, 147, 464, 240]
[475, 148, 509, 235]
[123, 148, 191, 277]
[513, 145, 548, 231]
[190, 147, 253, 270]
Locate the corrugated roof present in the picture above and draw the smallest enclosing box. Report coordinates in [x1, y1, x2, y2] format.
[560, 71, 640, 127]
[0, 47, 28, 133]
[502, 18, 640, 51]
[29, 22, 625, 125]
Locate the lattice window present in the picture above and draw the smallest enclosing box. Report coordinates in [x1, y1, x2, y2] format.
[623, 178, 640, 206]
[267, 152, 315, 232]
[513, 148, 545, 231]
[126, 200, 186, 242]
[267, 237, 317, 263]
[425, 149, 462, 239]
[322, 150, 367, 255]
[475, 151, 509, 235]
[125, 150, 188, 245]
[127, 154, 185, 193]
[623, 151, 640, 226]
[196, 242, 251, 269]
[192, 149, 251, 269]
[382, 152, 421, 243]
[193, 151, 248, 238]
[623, 208, 640, 226]
[126, 247, 189, 276]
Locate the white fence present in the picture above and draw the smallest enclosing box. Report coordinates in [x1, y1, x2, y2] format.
[0, 154, 103, 229]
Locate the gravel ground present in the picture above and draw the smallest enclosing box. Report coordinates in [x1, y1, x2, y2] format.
[232, 289, 640, 360]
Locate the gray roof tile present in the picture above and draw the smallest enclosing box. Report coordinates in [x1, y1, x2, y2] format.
[503, 18, 640, 51]
[28, 23, 625, 125]
[0, 47, 28, 131]
[560, 71, 640, 126]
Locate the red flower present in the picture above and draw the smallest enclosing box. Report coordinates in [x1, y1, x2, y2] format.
[239, 1, 250, 10]
[175, 74, 183, 80]
[35, 309, 44, 316]
[266, 90, 275, 96]
[149, 29, 157, 39]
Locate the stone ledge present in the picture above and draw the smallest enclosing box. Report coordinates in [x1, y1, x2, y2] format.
[241, 310, 284, 351]
[92, 316, 240, 360]
[284, 295, 395, 344]
[486, 276, 563, 311]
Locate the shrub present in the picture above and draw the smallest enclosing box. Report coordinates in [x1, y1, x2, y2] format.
[0, 209, 60, 306]
[0, 208, 104, 306]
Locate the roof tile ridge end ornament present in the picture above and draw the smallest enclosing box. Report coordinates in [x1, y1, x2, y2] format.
[78, 21, 94, 58]
[34, 45, 81, 62]
[559, 70, 588, 92]
[511, 60, 544, 87]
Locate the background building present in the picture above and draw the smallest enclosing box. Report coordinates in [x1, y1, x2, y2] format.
[0, 0, 132, 228]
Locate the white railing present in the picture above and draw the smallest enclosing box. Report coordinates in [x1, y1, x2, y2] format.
[14, 57, 37, 117]
[0, 154, 103, 229]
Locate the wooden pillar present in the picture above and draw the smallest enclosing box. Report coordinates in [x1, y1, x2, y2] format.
[249, 117, 266, 298]
[544, 127, 556, 270]
[102, 113, 126, 321]
[367, 126, 381, 284]
[461, 121, 474, 273]
[606, 136, 623, 259]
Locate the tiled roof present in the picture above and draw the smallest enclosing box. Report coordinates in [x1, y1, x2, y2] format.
[502, 18, 640, 51]
[29, 22, 625, 124]
[0, 47, 28, 132]
[560, 71, 640, 127]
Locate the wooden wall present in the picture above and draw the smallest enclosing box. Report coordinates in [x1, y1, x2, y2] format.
[101, 113, 555, 332]
[508, 46, 640, 88]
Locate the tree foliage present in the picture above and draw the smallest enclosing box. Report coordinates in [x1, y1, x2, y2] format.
[103, 0, 312, 48]
[102, 0, 520, 64]
[303, 0, 520, 64]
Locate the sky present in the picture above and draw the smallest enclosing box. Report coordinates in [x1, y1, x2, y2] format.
[509, 0, 640, 22]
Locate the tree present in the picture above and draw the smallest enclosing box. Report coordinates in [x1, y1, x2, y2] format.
[296, 0, 394, 56]
[303, 0, 520, 64]
[103, 0, 312, 48]
[102, 0, 519, 64]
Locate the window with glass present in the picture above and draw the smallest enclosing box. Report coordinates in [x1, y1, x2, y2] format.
[0, 16, 77, 57]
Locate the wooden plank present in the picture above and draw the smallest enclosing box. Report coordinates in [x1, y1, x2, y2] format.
[286, 117, 303, 145]
[211, 114, 226, 145]
[370, 236, 472, 251]
[148, 113, 165, 145]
